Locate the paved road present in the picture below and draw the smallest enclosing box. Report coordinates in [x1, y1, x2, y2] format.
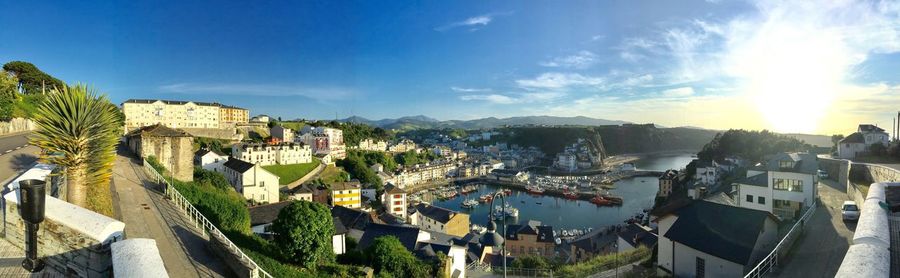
[775, 179, 855, 278]
[0, 133, 39, 186]
[111, 147, 232, 278]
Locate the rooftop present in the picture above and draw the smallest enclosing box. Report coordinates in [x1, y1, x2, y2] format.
[661, 200, 778, 265]
[248, 201, 294, 226]
[414, 203, 460, 224]
[223, 158, 255, 173]
[126, 124, 192, 138]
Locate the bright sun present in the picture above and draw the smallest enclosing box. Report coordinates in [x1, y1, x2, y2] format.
[730, 23, 850, 134]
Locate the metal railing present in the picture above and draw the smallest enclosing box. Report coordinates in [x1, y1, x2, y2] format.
[743, 199, 818, 278]
[142, 159, 274, 278]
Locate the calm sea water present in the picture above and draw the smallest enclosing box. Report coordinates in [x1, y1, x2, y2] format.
[427, 152, 696, 230]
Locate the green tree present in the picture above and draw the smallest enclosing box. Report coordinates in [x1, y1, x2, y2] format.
[30, 84, 121, 212]
[365, 236, 432, 277]
[870, 143, 887, 156]
[831, 134, 844, 152]
[511, 255, 550, 269]
[2, 61, 66, 94]
[0, 71, 19, 121]
[272, 201, 335, 269]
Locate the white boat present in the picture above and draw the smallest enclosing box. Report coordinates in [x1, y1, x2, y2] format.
[461, 199, 479, 209]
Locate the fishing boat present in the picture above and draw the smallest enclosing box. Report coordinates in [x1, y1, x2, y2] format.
[461, 199, 479, 209]
[471, 224, 487, 234]
[590, 195, 623, 206]
[461, 185, 478, 194]
[478, 194, 493, 203]
[493, 204, 519, 218]
[526, 186, 545, 195]
[563, 191, 579, 200]
[502, 189, 512, 196]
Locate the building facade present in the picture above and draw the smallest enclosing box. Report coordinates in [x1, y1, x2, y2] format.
[122, 99, 248, 132]
[733, 152, 818, 220]
[393, 162, 457, 188]
[222, 158, 280, 204]
[358, 138, 388, 152]
[126, 124, 195, 181]
[270, 126, 294, 143]
[194, 149, 228, 173]
[231, 142, 312, 166]
[658, 170, 678, 198]
[413, 203, 470, 237]
[381, 183, 407, 220]
[331, 181, 362, 209]
[506, 222, 557, 258]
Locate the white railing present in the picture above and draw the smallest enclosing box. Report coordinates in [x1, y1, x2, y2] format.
[142, 160, 274, 278]
[743, 199, 818, 278]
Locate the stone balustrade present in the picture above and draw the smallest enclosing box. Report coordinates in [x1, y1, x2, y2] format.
[3, 191, 125, 277]
[111, 239, 169, 278]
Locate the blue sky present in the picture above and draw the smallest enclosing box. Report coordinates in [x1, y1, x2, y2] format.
[2, 1, 900, 134]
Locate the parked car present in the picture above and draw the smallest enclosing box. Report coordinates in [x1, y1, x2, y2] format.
[817, 170, 828, 179]
[841, 201, 860, 221]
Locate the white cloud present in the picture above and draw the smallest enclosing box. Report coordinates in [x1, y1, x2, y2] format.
[539, 51, 599, 69]
[451, 86, 492, 93]
[436, 12, 511, 32]
[516, 72, 604, 90]
[662, 87, 695, 97]
[459, 94, 518, 104]
[159, 83, 353, 101]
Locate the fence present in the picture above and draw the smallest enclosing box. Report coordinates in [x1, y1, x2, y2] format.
[491, 266, 554, 277]
[142, 159, 274, 278]
[743, 199, 818, 278]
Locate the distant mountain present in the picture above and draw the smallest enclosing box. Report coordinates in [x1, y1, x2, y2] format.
[783, 133, 833, 148]
[339, 115, 632, 131]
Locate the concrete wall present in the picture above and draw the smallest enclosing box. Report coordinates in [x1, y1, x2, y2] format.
[835, 182, 896, 278]
[0, 118, 35, 136]
[207, 232, 258, 278]
[672, 241, 744, 278]
[111, 239, 168, 278]
[3, 192, 125, 277]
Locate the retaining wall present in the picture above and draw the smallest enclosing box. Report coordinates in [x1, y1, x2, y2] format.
[0, 118, 35, 136]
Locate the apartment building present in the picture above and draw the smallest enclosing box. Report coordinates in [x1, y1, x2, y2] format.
[358, 138, 387, 152]
[556, 153, 577, 172]
[231, 142, 312, 166]
[412, 203, 470, 237]
[733, 152, 818, 220]
[270, 126, 294, 143]
[222, 158, 280, 204]
[194, 148, 227, 173]
[388, 139, 418, 153]
[506, 221, 557, 258]
[381, 183, 408, 220]
[121, 99, 248, 131]
[220, 105, 250, 126]
[658, 169, 678, 198]
[331, 181, 362, 209]
[392, 162, 457, 188]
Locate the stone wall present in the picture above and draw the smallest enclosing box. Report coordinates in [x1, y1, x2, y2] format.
[139, 136, 194, 181]
[3, 192, 125, 277]
[0, 118, 35, 136]
[207, 232, 257, 278]
[181, 127, 243, 141]
[111, 239, 168, 278]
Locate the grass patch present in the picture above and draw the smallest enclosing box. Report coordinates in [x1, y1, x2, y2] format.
[263, 161, 321, 185]
[319, 165, 349, 184]
[88, 182, 114, 217]
[556, 246, 651, 278]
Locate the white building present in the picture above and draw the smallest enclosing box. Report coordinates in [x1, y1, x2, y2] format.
[358, 138, 387, 152]
[270, 126, 294, 143]
[381, 183, 407, 220]
[556, 153, 577, 172]
[359, 224, 467, 278]
[121, 99, 236, 132]
[388, 139, 418, 153]
[733, 152, 818, 220]
[231, 142, 312, 166]
[655, 201, 779, 277]
[194, 149, 228, 173]
[838, 124, 890, 159]
[693, 160, 718, 186]
[432, 146, 452, 157]
[222, 158, 280, 204]
[250, 114, 270, 123]
[393, 162, 457, 188]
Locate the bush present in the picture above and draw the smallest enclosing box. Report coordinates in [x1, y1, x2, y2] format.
[272, 201, 335, 269]
[365, 236, 433, 277]
[194, 167, 232, 191]
[556, 247, 651, 278]
[172, 179, 250, 234]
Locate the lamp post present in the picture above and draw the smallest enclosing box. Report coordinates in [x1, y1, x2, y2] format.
[479, 190, 507, 277]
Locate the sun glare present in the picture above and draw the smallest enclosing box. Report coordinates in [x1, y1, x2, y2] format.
[731, 24, 849, 134]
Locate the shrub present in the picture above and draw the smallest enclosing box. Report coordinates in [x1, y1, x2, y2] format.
[272, 201, 335, 269]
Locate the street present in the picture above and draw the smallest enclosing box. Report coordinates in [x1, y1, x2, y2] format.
[0, 133, 39, 186]
[774, 179, 855, 278]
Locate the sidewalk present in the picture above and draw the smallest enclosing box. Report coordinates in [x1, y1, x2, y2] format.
[111, 149, 231, 277]
[0, 237, 64, 277]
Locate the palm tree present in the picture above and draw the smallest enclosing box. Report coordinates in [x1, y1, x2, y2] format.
[30, 84, 121, 210]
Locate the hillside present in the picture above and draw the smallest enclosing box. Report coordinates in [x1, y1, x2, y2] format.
[340, 115, 631, 131]
[497, 124, 720, 156]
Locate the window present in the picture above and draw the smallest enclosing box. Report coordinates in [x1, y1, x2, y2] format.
[696, 257, 706, 278]
[773, 178, 803, 192]
[778, 161, 794, 169]
[394, 201, 401, 205]
[746, 195, 753, 202]
[758, 196, 765, 204]
[394, 194, 402, 198]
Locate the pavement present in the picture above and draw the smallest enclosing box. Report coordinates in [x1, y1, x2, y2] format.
[111, 146, 232, 277]
[774, 179, 855, 278]
[0, 134, 39, 186]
